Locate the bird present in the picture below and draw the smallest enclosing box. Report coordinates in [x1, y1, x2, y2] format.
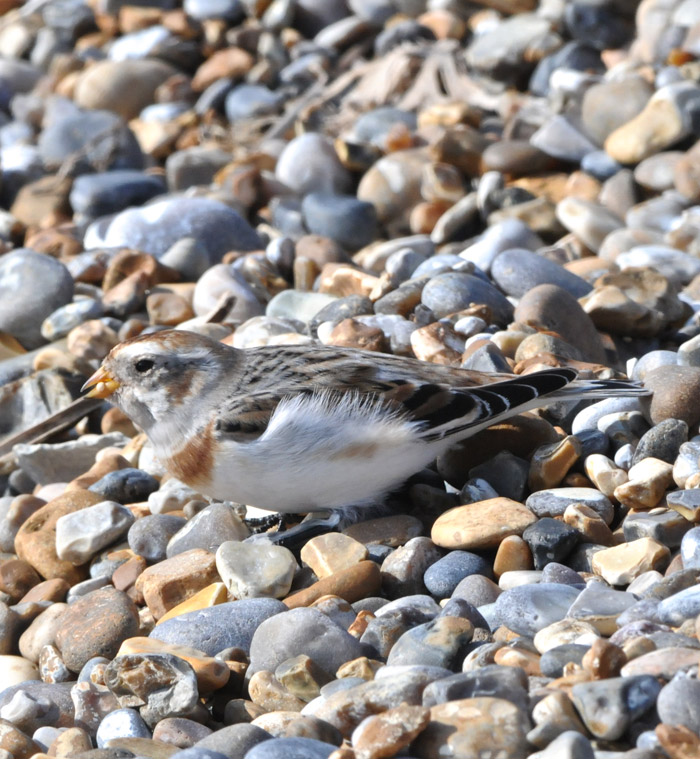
[82, 329, 648, 538]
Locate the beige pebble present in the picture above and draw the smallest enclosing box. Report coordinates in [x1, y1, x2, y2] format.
[301, 533, 368, 579]
[156, 582, 229, 625]
[352, 704, 430, 759]
[528, 435, 581, 491]
[216, 541, 296, 600]
[613, 457, 674, 510]
[431, 497, 538, 550]
[493, 535, 533, 578]
[563, 503, 616, 546]
[248, 670, 306, 712]
[584, 454, 628, 498]
[0, 655, 39, 688]
[592, 537, 671, 585]
[533, 619, 600, 654]
[135, 548, 220, 619]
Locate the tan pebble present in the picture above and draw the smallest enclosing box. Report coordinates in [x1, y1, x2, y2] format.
[100, 407, 139, 437]
[614, 457, 674, 510]
[581, 638, 626, 679]
[665, 552, 684, 576]
[337, 657, 384, 682]
[0, 719, 41, 759]
[14, 490, 103, 584]
[412, 697, 529, 759]
[533, 619, 600, 654]
[0, 558, 42, 602]
[352, 704, 430, 759]
[146, 292, 194, 326]
[275, 654, 329, 702]
[250, 711, 341, 743]
[528, 435, 581, 491]
[592, 537, 671, 585]
[18, 577, 69, 604]
[284, 561, 381, 609]
[528, 691, 588, 748]
[493, 647, 541, 676]
[102, 249, 179, 291]
[112, 555, 147, 601]
[248, 670, 306, 712]
[621, 635, 656, 661]
[10, 175, 72, 228]
[328, 748, 357, 759]
[409, 200, 453, 234]
[417, 9, 466, 39]
[493, 535, 533, 578]
[621, 646, 699, 680]
[301, 533, 368, 580]
[49, 726, 91, 757]
[431, 497, 538, 550]
[191, 46, 254, 91]
[328, 319, 387, 353]
[343, 515, 423, 547]
[318, 264, 380, 298]
[0, 655, 40, 687]
[66, 319, 120, 362]
[135, 548, 220, 619]
[584, 454, 628, 498]
[117, 636, 229, 693]
[99, 737, 180, 758]
[156, 582, 229, 624]
[563, 503, 616, 546]
[347, 609, 375, 639]
[18, 603, 68, 663]
[655, 723, 700, 759]
[411, 322, 463, 365]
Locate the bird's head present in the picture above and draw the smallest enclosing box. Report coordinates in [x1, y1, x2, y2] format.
[82, 330, 235, 434]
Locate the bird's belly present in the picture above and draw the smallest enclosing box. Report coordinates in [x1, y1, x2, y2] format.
[204, 437, 443, 513]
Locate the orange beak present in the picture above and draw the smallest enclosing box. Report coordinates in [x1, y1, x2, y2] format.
[81, 366, 120, 399]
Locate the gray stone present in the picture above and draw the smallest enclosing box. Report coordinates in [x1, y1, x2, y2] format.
[95, 707, 151, 748]
[491, 248, 591, 299]
[656, 677, 700, 734]
[0, 249, 74, 349]
[421, 272, 513, 325]
[166, 503, 248, 558]
[55, 501, 134, 565]
[494, 583, 580, 637]
[149, 599, 285, 656]
[130, 514, 187, 563]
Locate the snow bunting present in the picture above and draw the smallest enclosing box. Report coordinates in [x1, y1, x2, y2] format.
[82, 329, 648, 518]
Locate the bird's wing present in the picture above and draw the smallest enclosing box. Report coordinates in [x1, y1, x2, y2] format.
[215, 343, 582, 445]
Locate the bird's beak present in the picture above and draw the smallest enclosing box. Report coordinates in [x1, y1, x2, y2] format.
[81, 366, 120, 398]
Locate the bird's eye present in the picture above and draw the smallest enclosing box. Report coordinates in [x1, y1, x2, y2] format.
[135, 359, 155, 373]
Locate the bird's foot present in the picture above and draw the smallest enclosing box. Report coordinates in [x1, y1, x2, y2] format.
[244, 510, 342, 550]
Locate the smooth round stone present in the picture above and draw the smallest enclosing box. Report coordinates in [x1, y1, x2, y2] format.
[678, 334, 700, 367]
[495, 583, 580, 637]
[412, 253, 464, 278]
[84, 196, 262, 263]
[38, 107, 143, 172]
[680, 527, 700, 569]
[73, 58, 179, 121]
[643, 365, 700, 427]
[386, 616, 474, 670]
[275, 133, 351, 196]
[192, 263, 263, 322]
[556, 197, 623, 253]
[491, 248, 591, 299]
[40, 298, 104, 341]
[571, 676, 661, 741]
[192, 724, 271, 758]
[631, 350, 679, 381]
[422, 666, 528, 713]
[249, 607, 364, 679]
[421, 272, 513, 324]
[216, 542, 296, 600]
[244, 737, 337, 759]
[657, 677, 700, 734]
[128, 514, 187, 563]
[459, 219, 542, 273]
[656, 585, 700, 626]
[184, 0, 243, 20]
[581, 150, 622, 180]
[0, 249, 74, 349]
[266, 290, 337, 323]
[526, 488, 614, 525]
[301, 193, 377, 251]
[225, 84, 283, 122]
[0, 655, 39, 688]
[166, 503, 249, 558]
[70, 171, 165, 220]
[150, 599, 286, 656]
[631, 418, 688, 465]
[308, 296, 373, 334]
[423, 551, 492, 598]
[88, 468, 159, 504]
[171, 749, 228, 759]
[352, 106, 417, 148]
[55, 500, 134, 565]
[581, 76, 653, 146]
[55, 587, 140, 672]
[539, 644, 589, 678]
[623, 510, 691, 549]
[530, 115, 597, 163]
[96, 707, 151, 748]
[571, 398, 644, 435]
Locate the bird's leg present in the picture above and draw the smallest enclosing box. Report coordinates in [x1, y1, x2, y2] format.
[244, 510, 343, 550]
[244, 512, 287, 534]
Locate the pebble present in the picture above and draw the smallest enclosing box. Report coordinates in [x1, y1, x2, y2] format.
[129, 514, 187, 563]
[494, 584, 581, 637]
[55, 501, 134, 565]
[215, 542, 296, 599]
